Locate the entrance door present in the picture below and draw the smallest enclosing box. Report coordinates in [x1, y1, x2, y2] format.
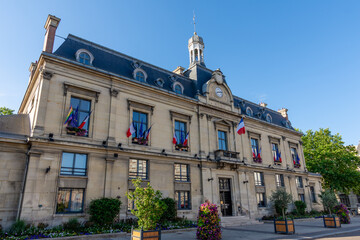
[219, 178, 232, 216]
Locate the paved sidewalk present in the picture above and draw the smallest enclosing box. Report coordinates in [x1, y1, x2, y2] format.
[96, 216, 360, 240]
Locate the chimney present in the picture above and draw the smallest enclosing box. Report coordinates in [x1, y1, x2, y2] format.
[278, 108, 288, 120]
[173, 66, 185, 75]
[259, 102, 267, 108]
[43, 15, 61, 53]
[28, 62, 37, 83]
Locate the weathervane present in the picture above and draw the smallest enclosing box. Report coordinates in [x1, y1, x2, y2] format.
[193, 11, 196, 34]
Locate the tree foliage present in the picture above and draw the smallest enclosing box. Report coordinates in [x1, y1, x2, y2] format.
[270, 188, 293, 219]
[89, 198, 122, 225]
[319, 189, 338, 215]
[302, 128, 360, 194]
[0, 107, 14, 115]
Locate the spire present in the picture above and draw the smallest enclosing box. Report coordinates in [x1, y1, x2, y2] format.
[188, 14, 205, 67]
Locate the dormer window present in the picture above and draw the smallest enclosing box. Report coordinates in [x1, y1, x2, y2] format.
[155, 78, 164, 87]
[133, 68, 147, 82]
[173, 82, 184, 94]
[266, 114, 272, 123]
[246, 107, 253, 117]
[75, 49, 94, 65]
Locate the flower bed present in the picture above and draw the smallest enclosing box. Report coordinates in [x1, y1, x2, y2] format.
[0, 218, 196, 239]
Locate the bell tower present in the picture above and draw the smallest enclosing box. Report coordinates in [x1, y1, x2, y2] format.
[188, 32, 205, 67]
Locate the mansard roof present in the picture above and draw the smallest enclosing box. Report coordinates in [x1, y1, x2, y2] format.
[53, 34, 294, 131]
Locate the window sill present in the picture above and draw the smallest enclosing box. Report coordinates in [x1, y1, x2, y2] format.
[59, 175, 88, 179]
[54, 213, 85, 217]
[174, 181, 191, 183]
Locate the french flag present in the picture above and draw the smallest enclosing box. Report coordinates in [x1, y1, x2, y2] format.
[252, 148, 256, 159]
[236, 118, 245, 135]
[126, 123, 136, 137]
[144, 126, 152, 140]
[257, 148, 262, 159]
[78, 111, 92, 129]
[183, 132, 189, 146]
[172, 132, 177, 144]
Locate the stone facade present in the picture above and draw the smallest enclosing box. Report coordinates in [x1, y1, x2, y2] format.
[0, 15, 323, 228]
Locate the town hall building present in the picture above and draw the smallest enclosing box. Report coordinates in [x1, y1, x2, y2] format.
[0, 15, 323, 228]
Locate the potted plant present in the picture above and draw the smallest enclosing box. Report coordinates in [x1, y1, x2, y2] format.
[270, 188, 295, 234]
[334, 203, 351, 224]
[126, 178, 166, 240]
[175, 143, 189, 151]
[196, 201, 221, 240]
[319, 190, 341, 228]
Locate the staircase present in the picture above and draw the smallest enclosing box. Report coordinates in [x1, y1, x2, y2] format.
[220, 215, 263, 227]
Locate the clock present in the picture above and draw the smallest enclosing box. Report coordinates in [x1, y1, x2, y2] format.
[215, 87, 223, 98]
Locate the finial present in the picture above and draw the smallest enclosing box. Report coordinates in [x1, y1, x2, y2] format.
[193, 10, 196, 34]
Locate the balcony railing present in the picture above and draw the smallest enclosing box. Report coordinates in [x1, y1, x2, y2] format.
[214, 150, 240, 161]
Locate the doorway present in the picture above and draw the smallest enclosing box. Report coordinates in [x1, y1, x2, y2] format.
[219, 178, 233, 216]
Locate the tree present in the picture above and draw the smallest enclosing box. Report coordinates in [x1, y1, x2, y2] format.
[0, 107, 14, 115]
[319, 189, 338, 215]
[270, 188, 293, 219]
[302, 128, 360, 194]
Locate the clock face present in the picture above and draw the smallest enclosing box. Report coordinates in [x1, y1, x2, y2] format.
[215, 87, 223, 98]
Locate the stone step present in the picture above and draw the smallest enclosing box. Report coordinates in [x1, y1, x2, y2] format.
[220, 216, 263, 227]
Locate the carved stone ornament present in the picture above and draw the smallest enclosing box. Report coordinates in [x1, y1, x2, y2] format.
[212, 69, 223, 84]
[110, 88, 119, 97]
[40, 67, 53, 80]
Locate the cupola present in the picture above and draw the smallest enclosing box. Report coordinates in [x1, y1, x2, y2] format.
[188, 32, 205, 67]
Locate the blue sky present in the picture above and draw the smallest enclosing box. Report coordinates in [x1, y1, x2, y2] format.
[0, 1, 359, 146]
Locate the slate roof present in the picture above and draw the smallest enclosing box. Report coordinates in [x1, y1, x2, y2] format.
[53, 34, 294, 131]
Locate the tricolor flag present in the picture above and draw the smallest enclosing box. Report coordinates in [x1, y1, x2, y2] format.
[78, 111, 92, 129]
[236, 118, 245, 135]
[277, 149, 282, 163]
[127, 122, 136, 137]
[183, 132, 189, 146]
[252, 148, 256, 159]
[172, 132, 177, 144]
[64, 106, 73, 125]
[257, 148, 262, 159]
[144, 126, 152, 140]
[296, 154, 300, 165]
[139, 120, 144, 138]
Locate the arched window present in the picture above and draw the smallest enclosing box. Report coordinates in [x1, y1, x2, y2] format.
[246, 107, 253, 117]
[136, 71, 145, 82]
[173, 82, 183, 94]
[266, 114, 272, 123]
[75, 49, 94, 65]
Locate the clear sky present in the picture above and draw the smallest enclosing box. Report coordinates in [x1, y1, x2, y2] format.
[0, 1, 359, 146]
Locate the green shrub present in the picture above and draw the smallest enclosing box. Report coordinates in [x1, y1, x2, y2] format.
[126, 178, 167, 230]
[63, 218, 81, 232]
[9, 220, 26, 235]
[89, 197, 122, 225]
[161, 197, 177, 222]
[270, 188, 293, 219]
[294, 201, 307, 215]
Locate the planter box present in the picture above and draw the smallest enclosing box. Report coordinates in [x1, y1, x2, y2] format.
[274, 219, 295, 234]
[131, 228, 161, 240]
[323, 216, 341, 228]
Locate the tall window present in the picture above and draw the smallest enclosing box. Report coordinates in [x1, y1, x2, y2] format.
[275, 174, 285, 187]
[136, 71, 145, 82]
[299, 194, 305, 202]
[254, 172, 264, 186]
[174, 84, 182, 94]
[256, 193, 266, 207]
[251, 138, 259, 156]
[132, 111, 148, 139]
[272, 143, 279, 161]
[291, 147, 300, 167]
[129, 159, 148, 180]
[79, 52, 90, 65]
[175, 120, 187, 145]
[70, 97, 91, 133]
[339, 194, 350, 207]
[60, 152, 87, 176]
[310, 186, 317, 203]
[56, 188, 84, 213]
[127, 190, 135, 211]
[175, 191, 191, 209]
[174, 164, 189, 182]
[296, 176, 303, 188]
[218, 130, 227, 150]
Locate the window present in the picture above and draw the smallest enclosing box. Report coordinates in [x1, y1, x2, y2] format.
[132, 111, 148, 139]
[357, 195, 360, 204]
[173, 83, 183, 94]
[79, 52, 91, 65]
[174, 164, 189, 182]
[291, 147, 300, 167]
[275, 174, 285, 187]
[254, 172, 264, 186]
[246, 107, 253, 117]
[299, 194, 305, 202]
[60, 152, 87, 176]
[127, 190, 135, 211]
[272, 143, 280, 163]
[310, 186, 317, 203]
[175, 191, 191, 209]
[129, 159, 148, 180]
[56, 188, 84, 213]
[155, 78, 164, 87]
[135, 71, 145, 82]
[251, 138, 260, 158]
[296, 176, 303, 188]
[339, 194, 350, 207]
[175, 120, 187, 145]
[256, 193, 266, 207]
[266, 114, 272, 123]
[69, 97, 91, 134]
[218, 130, 227, 150]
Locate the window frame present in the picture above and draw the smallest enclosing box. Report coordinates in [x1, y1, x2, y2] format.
[173, 82, 184, 94]
[133, 68, 147, 82]
[296, 176, 304, 188]
[75, 49, 94, 65]
[254, 172, 264, 186]
[275, 174, 285, 188]
[174, 163, 190, 182]
[299, 194, 305, 202]
[175, 191, 191, 210]
[128, 159, 149, 180]
[132, 110, 148, 140]
[256, 192, 266, 207]
[310, 186, 317, 203]
[217, 130, 228, 151]
[60, 152, 88, 176]
[56, 188, 85, 214]
[68, 96, 92, 136]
